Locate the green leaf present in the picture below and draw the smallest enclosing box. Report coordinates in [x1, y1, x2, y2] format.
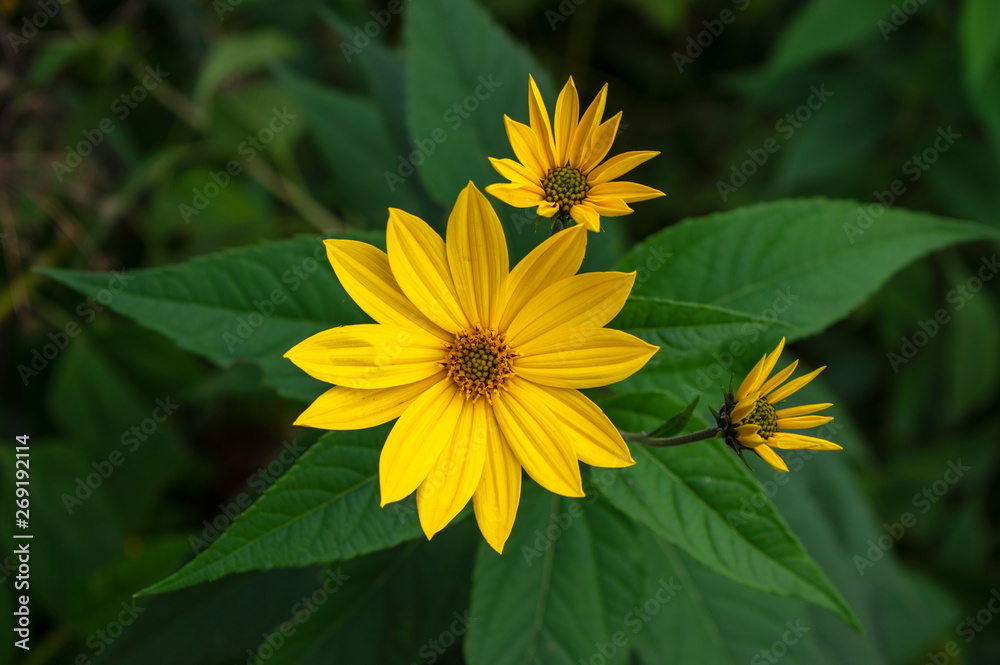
[49, 339, 186, 526]
[597, 391, 858, 629]
[610, 296, 791, 370]
[194, 31, 301, 110]
[770, 448, 961, 664]
[959, 0, 1000, 169]
[96, 565, 368, 665]
[757, 0, 895, 82]
[464, 483, 643, 665]
[405, 0, 554, 205]
[634, 532, 830, 665]
[140, 426, 422, 596]
[648, 395, 700, 438]
[39, 233, 378, 403]
[276, 67, 426, 223]
[617, 199, 999, 342]
[404, 0, 566, 263]
[943, 259, 1000, 422]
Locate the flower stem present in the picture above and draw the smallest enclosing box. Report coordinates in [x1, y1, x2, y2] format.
[619, 426, 720, 448]
[550, 216, 565, 235]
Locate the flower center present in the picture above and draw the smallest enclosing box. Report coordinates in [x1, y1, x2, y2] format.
[443, 327, 514, 402]
[742, 398, 778, 440]
[543, 165, 589, 212]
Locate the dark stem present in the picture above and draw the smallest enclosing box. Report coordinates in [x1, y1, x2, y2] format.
[619, 426, 720, 448]
[550, 216, 565, 236]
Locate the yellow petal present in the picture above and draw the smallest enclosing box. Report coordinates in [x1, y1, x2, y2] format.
[284, 324, 445, 389]
[293, 375, 442, 430]
[584, 196, 633, 217]
[379, 378, 465, 505]
[473, 409, 521, 553]
[554, 77, 579, 165]
[485, 183, 545, 208]
[488, 157, 544, 189]
[534, 384, 635, 468]
[768, 432, 843, 451]
[446, 183, 509, 326]
[387, 208, 469, 333]
[528, 74, 556, 170]
[494, 224, 586, 331]
[587, 150, 660, 185]
[493, 378, 584, 497]
[759, 360, 798, 398]
[416, 397, 489, 539]
[730, 394, 758, 423]
[753, 444, 789, 472]
[505, 271, 635, 348]
[736, 424, 763, 446]
[775, 403, 834, 418]
[324, 239, 449, 341]
[735, 354, 768, 401]
[536, 201, 560, 217]
[776, 415, 834, 430]
[587, 181, 665, 203]
[579, 111, 622, 174]
[569, 203, 601, 231]
[515, 328, 658, 389]
[503, 115, 547, 178]
[569, 83, 607, 166]
[767, 367, 826, 404]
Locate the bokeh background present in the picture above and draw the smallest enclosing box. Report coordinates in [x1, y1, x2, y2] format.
[1, 0, 999, 663]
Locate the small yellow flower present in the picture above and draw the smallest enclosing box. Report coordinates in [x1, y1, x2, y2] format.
[717, 338, 842, 472]
[486, 75, 664, 232]
[285, 182, 658, 553]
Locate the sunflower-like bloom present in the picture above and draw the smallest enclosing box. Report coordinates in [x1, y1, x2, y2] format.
[486, 75, 664, 232]
[716, 338, 842, 472]
[285, 182, 658, 552]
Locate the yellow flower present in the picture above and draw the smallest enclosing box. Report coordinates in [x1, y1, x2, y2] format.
[717, 338, 842, 472]
[486, 75, 664, 232]
[285, 182, 658, 553]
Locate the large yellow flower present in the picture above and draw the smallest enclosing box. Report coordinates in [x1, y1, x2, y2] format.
[717, 338, 843, 472]
[285, 183, 658, 552]
[486, 75, 664, 232]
